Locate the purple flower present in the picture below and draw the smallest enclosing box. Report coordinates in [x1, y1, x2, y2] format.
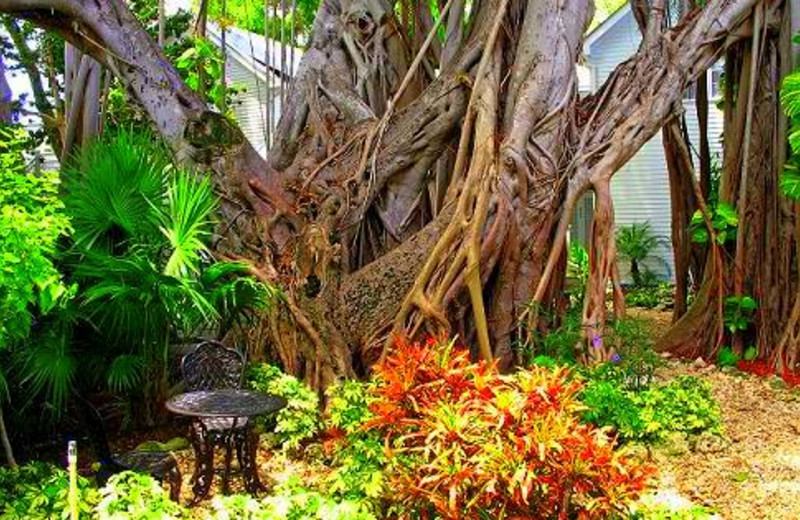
[591, 335, 603, 349]
[611, 354, 622, 363]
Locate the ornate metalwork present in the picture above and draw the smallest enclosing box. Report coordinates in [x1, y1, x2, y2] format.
[167, 389, 286, 502]
[181, 340, 245, 391]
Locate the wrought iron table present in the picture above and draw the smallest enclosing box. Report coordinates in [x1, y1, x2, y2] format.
[165, 389, 286, 502]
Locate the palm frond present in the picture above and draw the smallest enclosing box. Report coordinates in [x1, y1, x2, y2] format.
[781, 71, 800, 120]
[159, 172, 218, 277]
[63, 130, 170, 252]
[106, 355, 145, 393]
[199, 261, 283, 335]
[615, 222, 666, 262]
[18, 335, 77, 414]
[782, 163, 800, 200]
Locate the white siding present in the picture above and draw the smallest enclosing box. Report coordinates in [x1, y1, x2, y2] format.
[583, 9, 725, 281]
[226, 58, 282, 158]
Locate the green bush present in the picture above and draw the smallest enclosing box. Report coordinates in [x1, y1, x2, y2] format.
[630, 493, 719, 519]
[581, 375, 722, 444]
[325, 380, 374, 434]
[638, 376, 722, 438]
[0, 462, 99, 519]
[97, 471, 184, 519]
[626, 282, 674, 309]
[581, 380, 647, 441]
[208, 480, 376, 520]
[604, 318, 661, 391]
[246, 363, 320, 450]
[518, 310, 582, 366]
[716, 346, 739, 367]
[321, 381, 387, 511]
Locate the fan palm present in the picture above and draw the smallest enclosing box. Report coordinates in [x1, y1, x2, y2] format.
[63, 130, 169, 252]
[51, 131, 280, 418]
[615, 222, 666, 287]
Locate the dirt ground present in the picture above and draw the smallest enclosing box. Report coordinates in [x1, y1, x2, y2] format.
[631, 308, 800, 520]
[651, 358, 800, 520]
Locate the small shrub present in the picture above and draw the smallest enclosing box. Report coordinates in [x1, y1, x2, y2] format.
[638, 376, 722, 439]
[0, 462, 99, 520]
[208, 483, 376, 520]
[246, 363, 320, 450]
[581, 380, 647, 441]
[208, 494, 268, 520]
[630, 492, 719, 519]
[626, 283, 674, 309]
[519, 310, 581, 366]
[324, 381, 386, 510]
[97, 470, 184, 519]
[605, 318, 661, 391]
[716, 346, 739, 367]
[532, 354, 557, 368]
[365, 336, 654, 520]
[326, 380, 375, 434]
[581, 375, 722, 444]
[723, 295, 757, 334]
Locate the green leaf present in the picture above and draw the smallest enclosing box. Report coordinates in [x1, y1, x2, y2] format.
[691, 227, 709, 244]
[716, 203, 739, 226]
[738, 295, 757, 311]
[780, 169, 800, 199]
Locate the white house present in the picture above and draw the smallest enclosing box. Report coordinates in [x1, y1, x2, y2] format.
[167, 0, 301, 158]
[207, 23, 302, 157]
[575, 4, 725, 280]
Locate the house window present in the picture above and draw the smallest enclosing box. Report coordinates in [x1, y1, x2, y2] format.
[710, 68, 724, 99]
[682, 63, 724, 101]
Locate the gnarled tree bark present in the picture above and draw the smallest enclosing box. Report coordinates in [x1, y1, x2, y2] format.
[0, 0, 782, 386]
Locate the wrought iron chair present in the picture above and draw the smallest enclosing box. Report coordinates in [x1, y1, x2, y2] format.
[180, 340, 254, 496]
[75, 396, 182, 502]
[181, 340, 246, 391]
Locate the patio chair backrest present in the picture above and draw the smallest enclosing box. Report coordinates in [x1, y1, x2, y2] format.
[181, 340, 245, 391]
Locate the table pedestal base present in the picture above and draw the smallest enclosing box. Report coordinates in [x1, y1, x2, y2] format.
[188, 419, 265, 504]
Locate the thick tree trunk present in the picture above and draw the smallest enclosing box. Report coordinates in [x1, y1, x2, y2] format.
[659, 4, 798, 369]
[0, 0, 775, 386]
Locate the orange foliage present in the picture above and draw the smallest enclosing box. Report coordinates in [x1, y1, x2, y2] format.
[366, 335, 655, 520]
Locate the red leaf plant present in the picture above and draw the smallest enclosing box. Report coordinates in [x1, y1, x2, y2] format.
[365, 335, 655, 520]
[737, 359, 800, 387]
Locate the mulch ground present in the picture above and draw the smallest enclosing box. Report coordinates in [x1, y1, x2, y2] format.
[650, 358, 800, 520]
[630, 308, 800, 520]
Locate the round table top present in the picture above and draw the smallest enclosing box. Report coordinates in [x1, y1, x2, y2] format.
[165, 389, 287, 418]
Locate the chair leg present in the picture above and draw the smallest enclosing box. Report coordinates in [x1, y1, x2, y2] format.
[189, 420, 214, 504]
[221, 430, 235, 495]
[242, 426, 265, 494]
[165, 464, 182, 503]
[235, 430, 245, 470]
